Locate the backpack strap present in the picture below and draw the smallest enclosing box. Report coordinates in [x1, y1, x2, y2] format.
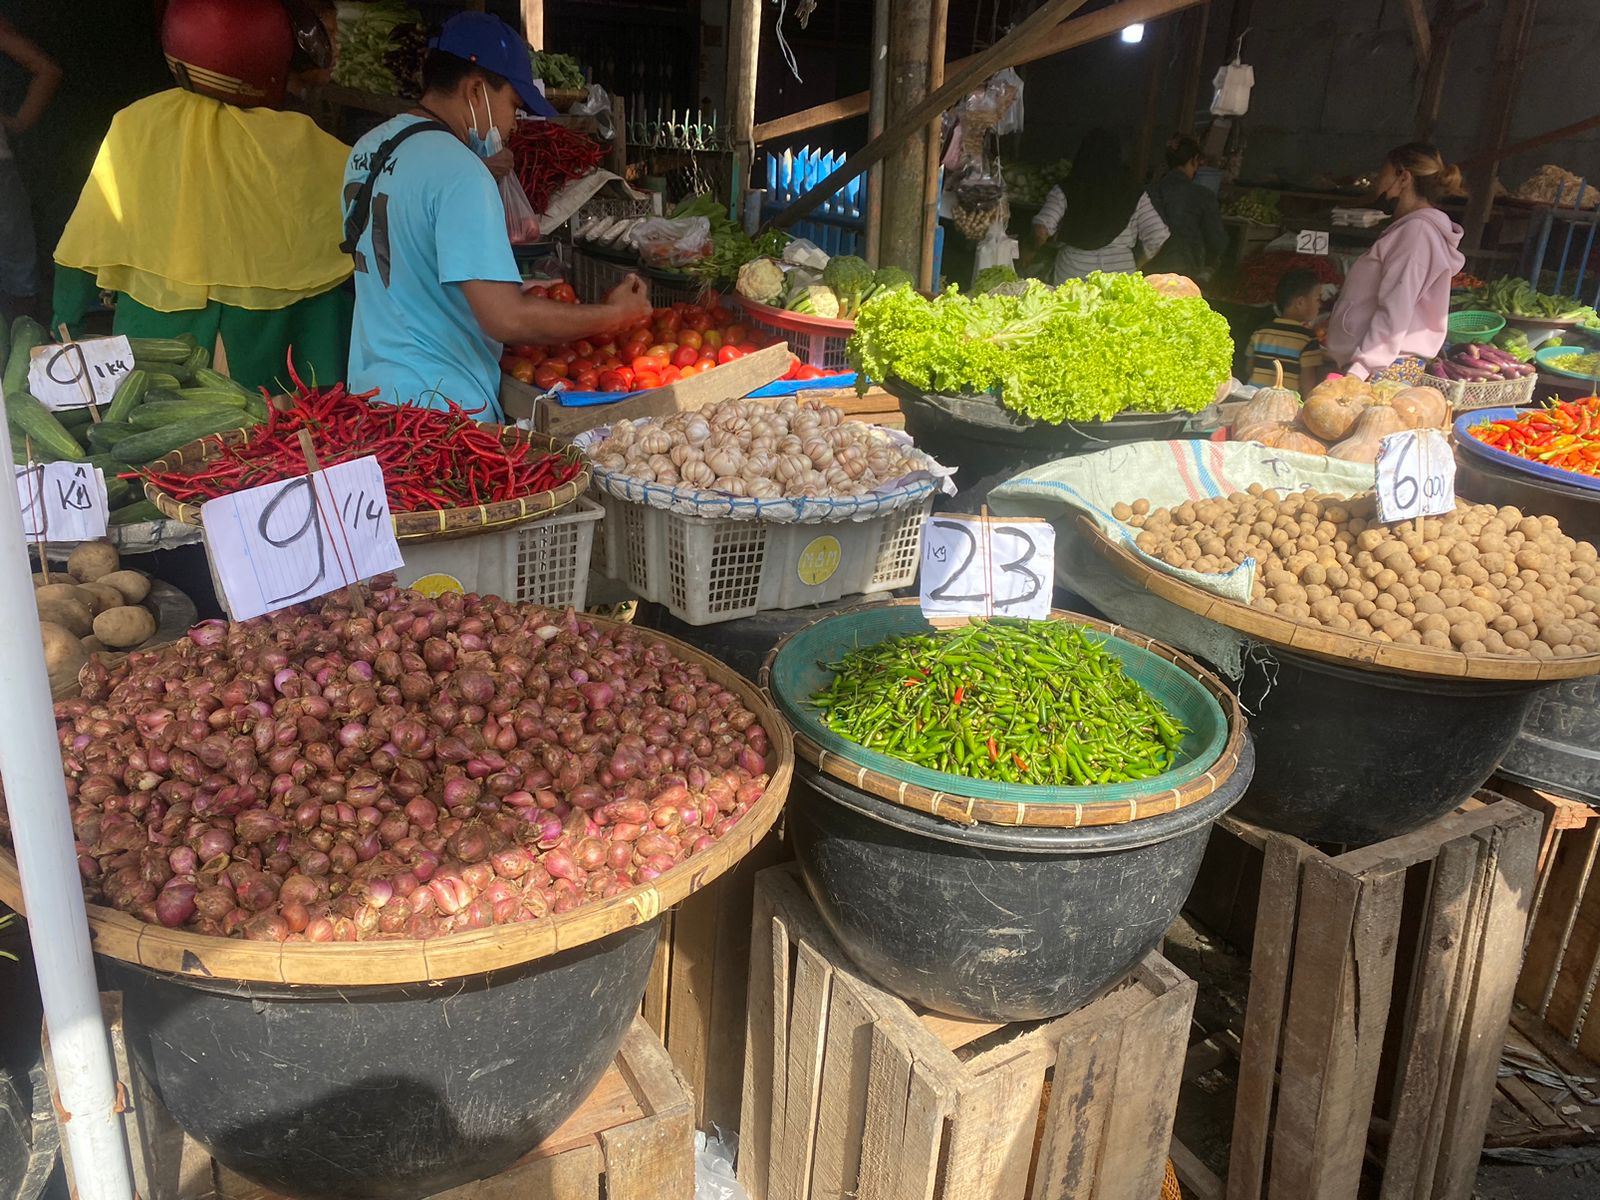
[341, 119, 453, 255]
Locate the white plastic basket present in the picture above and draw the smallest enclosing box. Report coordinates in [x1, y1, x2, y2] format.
[395, 498, 604, 608]
[597, 492, 931, 625]
[571, 246, 634, 304]
[1415, 370, 1538, 413]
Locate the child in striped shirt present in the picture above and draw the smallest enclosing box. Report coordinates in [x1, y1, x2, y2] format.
[1246, 269, 1327, 392]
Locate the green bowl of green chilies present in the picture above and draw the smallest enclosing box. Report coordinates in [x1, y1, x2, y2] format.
[766, 604, 1230, 807]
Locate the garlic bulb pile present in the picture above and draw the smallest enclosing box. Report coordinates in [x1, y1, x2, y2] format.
[591, 397, 922, 499]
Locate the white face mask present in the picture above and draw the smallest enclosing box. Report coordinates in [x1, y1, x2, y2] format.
[466, 85, 504, 159]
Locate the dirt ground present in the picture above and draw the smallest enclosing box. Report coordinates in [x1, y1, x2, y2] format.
[1163, 913, 1600, 1200]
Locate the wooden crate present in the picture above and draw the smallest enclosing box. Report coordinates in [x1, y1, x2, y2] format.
[1222, 799, 1542, 1200]
[72, 1007, 694, 1200]
[738, 863, 1196, 1200]
[641, 828, 787, 1133]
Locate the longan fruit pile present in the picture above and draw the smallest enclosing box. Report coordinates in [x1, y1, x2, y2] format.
[1112, 487, 1600, 659]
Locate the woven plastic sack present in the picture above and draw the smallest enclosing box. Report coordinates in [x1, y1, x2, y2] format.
[986, 440, 1374, 678]
[765, 605, 1228, 807]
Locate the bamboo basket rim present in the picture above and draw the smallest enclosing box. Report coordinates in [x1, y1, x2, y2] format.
[140, 424, 590, 542]
[1080, 514, 1600, 682]
[757, 598, 1248, 828]
[0, 614, 793, 987]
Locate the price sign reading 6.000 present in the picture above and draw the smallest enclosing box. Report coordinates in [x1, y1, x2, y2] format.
[200, 456, 404, 620]
[1376, 427, 1456, 524]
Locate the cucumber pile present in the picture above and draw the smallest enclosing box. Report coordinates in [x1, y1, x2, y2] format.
[2, 318, 266, 524]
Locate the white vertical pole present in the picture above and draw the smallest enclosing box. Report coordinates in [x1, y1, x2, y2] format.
[0, 391, 134, 1200]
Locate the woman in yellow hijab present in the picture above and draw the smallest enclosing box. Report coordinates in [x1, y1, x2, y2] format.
[52, 0, 352, 393]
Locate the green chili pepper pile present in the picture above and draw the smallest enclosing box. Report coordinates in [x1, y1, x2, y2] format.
[810, 619, 1187, 786]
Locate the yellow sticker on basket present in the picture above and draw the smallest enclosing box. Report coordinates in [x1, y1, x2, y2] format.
[408, 572, 465, 598]
[796, 535, 842, 586]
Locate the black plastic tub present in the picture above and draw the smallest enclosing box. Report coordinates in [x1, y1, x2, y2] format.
[787, 740, 1254, 1022]
[885, 380, 1191, 507]
[102, 921, 660, 1200]
[1231, 645, 1555, 846]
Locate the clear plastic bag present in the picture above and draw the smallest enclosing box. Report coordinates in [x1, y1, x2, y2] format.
[630, 216, 712, 268]
[500, 172, 541, 243]
[571, 84, 615, 141]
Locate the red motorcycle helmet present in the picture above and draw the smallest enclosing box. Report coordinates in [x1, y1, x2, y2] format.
[162, 0, 296, 109]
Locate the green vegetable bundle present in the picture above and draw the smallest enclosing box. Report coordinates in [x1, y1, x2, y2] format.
[1456, 277, 1600, 325]
[531, 51, 586, 92]
[333, 1, 419, 95]
[811, 618, 1187, 786]
[848, 273, 1232, 422]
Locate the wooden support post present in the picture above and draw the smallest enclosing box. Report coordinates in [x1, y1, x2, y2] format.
[1135, 18, 1174, 183]
[521, 0, 544, 48]
[880, 0, 936, 276]
[1463, 0, 1540, 256]
[919, 0, 950, 290]
[727, 0, 763, 207]
[864, 0, 891, 265]
[1176, 1, 1211, 135]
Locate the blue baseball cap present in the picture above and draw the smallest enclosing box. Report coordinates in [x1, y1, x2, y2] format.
[430, 12, 558, 119]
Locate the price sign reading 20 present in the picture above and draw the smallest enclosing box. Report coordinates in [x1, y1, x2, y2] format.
[919, 515, 1056, 620]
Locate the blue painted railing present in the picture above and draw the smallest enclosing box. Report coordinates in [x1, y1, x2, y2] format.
[1519, 177, 1600, 306]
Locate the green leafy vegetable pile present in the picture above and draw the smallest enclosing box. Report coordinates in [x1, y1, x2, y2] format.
[531, 51, 586, 92]
[333, 1, 419, 95]
[1455, 277, 1600, 326]
[848, 274, 1232, 422]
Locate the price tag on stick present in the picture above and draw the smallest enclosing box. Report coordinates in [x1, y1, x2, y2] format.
[200, 455, 404, 621]
[27, 335, 134, 411]
[920, 513, 1055, 620]
[1376, 428, 1456, 524]
[14, 462, 110, 541]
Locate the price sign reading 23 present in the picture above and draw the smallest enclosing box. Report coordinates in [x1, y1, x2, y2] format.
[919, 515, 1056, 620]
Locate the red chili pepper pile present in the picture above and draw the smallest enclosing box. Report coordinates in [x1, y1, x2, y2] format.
[139, 378, 585, 511]
[1470, 395, 1600, 476]
[509, 120, 606, 212]
[1229, 251, 1345, 306]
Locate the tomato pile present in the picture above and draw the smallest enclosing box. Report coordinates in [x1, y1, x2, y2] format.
[500, 291, 846, 394]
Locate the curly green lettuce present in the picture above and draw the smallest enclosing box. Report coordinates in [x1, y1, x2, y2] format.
[848, 273, 1231, 421]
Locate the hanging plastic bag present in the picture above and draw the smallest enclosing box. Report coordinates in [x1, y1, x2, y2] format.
[571, 85, 615, 141]
[1211, 60, 1255, 117]
[500, 172, 542, 244]
[973, 219, 1018, 282]
[989, 67, 1025, 135]
[630, 216, 712, 267]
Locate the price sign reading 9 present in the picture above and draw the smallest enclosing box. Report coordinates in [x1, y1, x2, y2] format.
[201, 456, 404, 620]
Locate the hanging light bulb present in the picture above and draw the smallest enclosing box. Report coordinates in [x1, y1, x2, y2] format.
[1121, 23, 1145, 43]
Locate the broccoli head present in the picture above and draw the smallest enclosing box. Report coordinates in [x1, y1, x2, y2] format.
[821, 255, 875, 312]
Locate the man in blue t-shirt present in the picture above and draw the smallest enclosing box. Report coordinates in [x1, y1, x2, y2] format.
[342, 13, 648, 421]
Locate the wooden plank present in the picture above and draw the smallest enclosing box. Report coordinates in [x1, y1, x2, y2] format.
[897, 1064, 952, 1200]
[1031, 1020, 1120, 1199]
[1515, 819, 1599, 1018]
[1133, 18, 1174, 184]
[1169, 1137, 1224, 1200]
[856, 1024, 916, 1200]
[772, 941, 835, 1200]
[1335, 803, 1531, 876]
[601, 1022, 695, 1200]
[1462, 0, 1540, 255]
[940, 1050, 1048, 1200]
[663, 882, 719, 1122]
[1544, 827, 1600, 1039]
[727, 0, 762, 204]
[640, 910, 673, 1041]
[1175, 1, 1211, 134]
[918, 0, 949, 291]
[1400, 0, 1432, 67]
[1227, 835, 1316, 1200]
[753, 0, 1206, 145]
[1434, 816, 1542, 1200]
[738, 889, 783, 1198]
[1377, 838, 1479, 1200]
[1269, 856, 1403, 1200]
[809, 974, 879, 1200]
[880, 0, 936, 276]
[521, 0, 544, 47]
[1096, 959, 1197, 1200]
[433, 1142, 602, 1200]
[865, 0, 890, 266]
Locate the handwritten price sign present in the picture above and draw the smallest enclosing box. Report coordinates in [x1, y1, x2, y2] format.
[200, 456, 404, 620]
[1376, 428, 1455, 524]
[28, 336, 135, 411]
[919, 514, 1055, 620]
[14, 462, 110, 541]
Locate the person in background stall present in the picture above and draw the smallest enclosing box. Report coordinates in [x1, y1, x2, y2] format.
[1032, 128, 1169, 282]
[1145, 134, 1226, 279]
[1245, 269, 1327, 391]
[52, 0, 353, 392]
[341, 12, 648, 422]
[0, 18, 61, 323]
[1325, 142, 1465, 384]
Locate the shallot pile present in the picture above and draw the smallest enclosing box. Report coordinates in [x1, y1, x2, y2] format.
[589, 396, 924, 499]
[4, 586, 773, 943]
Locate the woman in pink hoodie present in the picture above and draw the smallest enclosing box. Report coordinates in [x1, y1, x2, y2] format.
[1326, 144, 1466, 383]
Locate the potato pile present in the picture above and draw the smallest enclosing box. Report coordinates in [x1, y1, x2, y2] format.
[1116, 487, 1600, 660]
[35, 542, 158, 689]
